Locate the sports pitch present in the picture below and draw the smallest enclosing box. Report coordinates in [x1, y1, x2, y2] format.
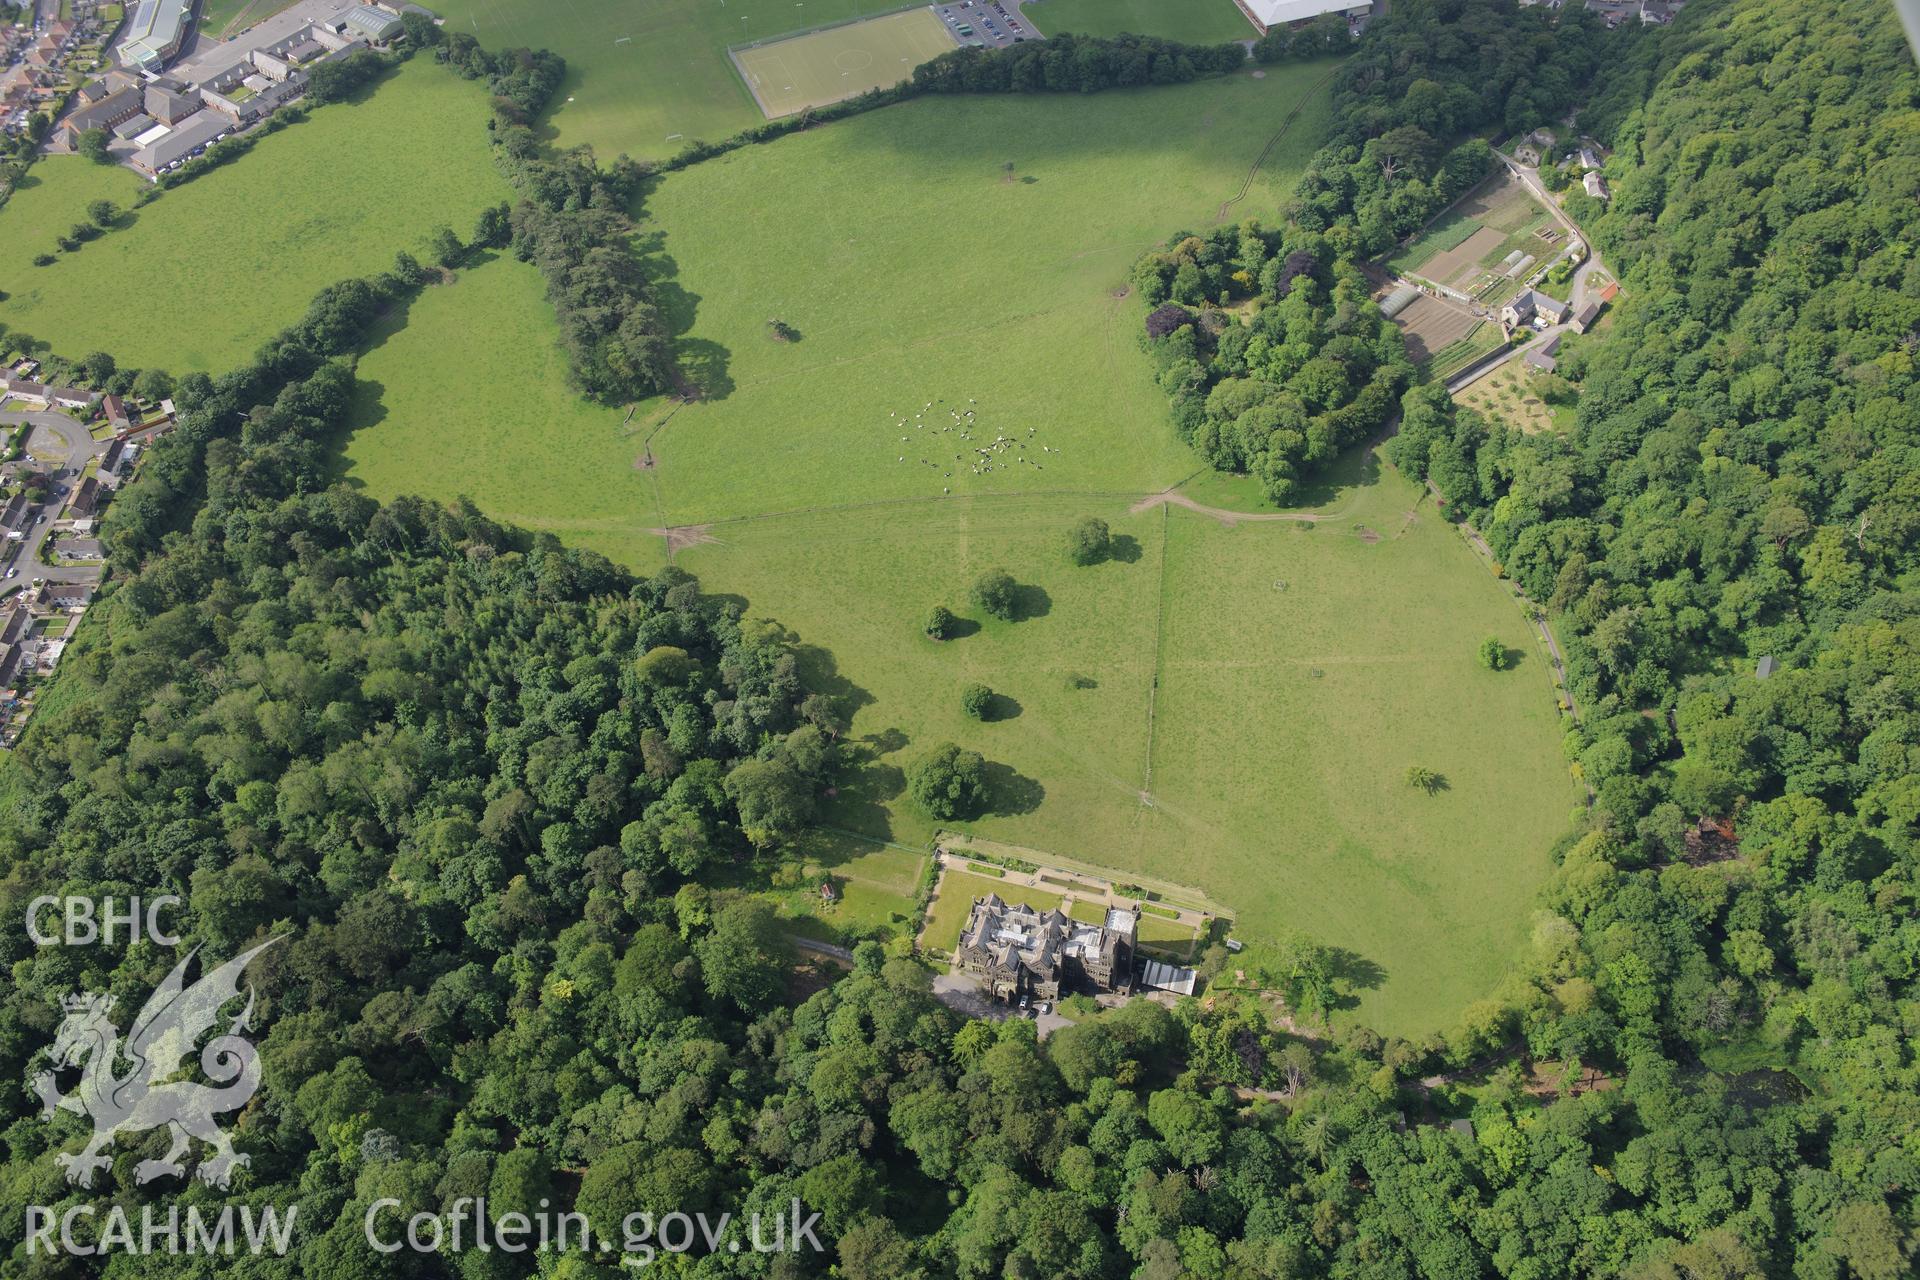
[734, 8, 957, 118]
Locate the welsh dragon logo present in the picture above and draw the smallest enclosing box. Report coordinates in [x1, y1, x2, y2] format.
[33, 939, 279, 1190]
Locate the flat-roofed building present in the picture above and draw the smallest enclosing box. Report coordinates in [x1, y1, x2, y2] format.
[119, 0, 193, 73]
[129, 109, 231, 177]
[344, 4, 404, 41]
[1232, 0, 1370, 36]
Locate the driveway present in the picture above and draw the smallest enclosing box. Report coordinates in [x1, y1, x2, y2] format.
[1499, 153, 1610, 313]
[931, 972, 1071, 1038]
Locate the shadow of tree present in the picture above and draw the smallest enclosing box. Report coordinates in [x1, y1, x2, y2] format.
[795, 643, 875, 721]
[985, 694, 1023, 722]
[1328, 947, 1387, 1007]
[863, 726, 909, 756]
[984, 761, 1044, 817]
[1009, 583, 1051, 622]
[938, 616, 982, 640]
[1106, 533, 1143, 564]
[632, 228, 734, 402]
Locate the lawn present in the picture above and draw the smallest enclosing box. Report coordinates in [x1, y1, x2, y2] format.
[0, 62, 503, 373]
[921, 868, 1069, 952]
[433, 0, 901, 162]
[769, 833, 930, 939]
[1022, 0, 1257, 43]
[337, 64, 1577, 1036]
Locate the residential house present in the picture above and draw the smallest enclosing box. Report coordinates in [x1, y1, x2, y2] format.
[102, 397, 132, 431]
[0, 493, 29, 541]
[954, 894, 1138, 1001]
[0, 378, 50, 406]
[50, 387, 98, 411]
[1583, 171, 1610, 200]
[1569, 299, 1602, 333]
[56, 537, 104, 561]
[1501, 289, 1569, 329]
[37, 581, 94, 611]
[66, 475, 101, 519]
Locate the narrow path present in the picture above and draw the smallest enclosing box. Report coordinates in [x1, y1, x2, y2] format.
[1216, 60, 1347, 221]
[1128, 489, 1347, 525]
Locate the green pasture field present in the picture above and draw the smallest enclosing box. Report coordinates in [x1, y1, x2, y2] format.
[432, 0, 894, 162]
[1023, 0, 1256, 43]
[735, 7, 956, 119]
[1142, 484, 1579, 1033]
[0, 63, 502, 373]
[339, 63, 1575, 1035]
[638, 67, 1334, 527]
[332, 252, 657, 551]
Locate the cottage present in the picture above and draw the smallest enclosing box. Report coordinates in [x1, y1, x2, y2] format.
[1583, 171, 1610, 200]
[1500, 289, 1569, 329]
[954, 894, 1138, 1001]
[1569, 299, 1602, 333]
[1524, 333, 1562, 373]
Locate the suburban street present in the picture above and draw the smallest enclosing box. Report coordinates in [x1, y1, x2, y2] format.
[1, 409, 110, 586]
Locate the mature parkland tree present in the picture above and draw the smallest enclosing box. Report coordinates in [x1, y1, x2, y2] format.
[908, 742, 990, 819]
[970, 569, 1018, 621]
[1064, 516, 1111, 566]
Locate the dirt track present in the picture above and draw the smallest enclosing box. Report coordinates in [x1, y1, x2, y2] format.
[1127, 490, 1343, 525]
